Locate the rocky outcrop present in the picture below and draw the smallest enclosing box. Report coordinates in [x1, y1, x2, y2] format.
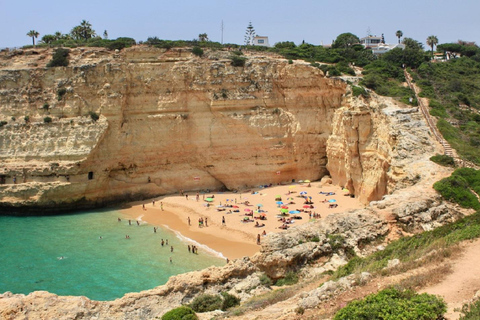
[252, 210, 388, 278]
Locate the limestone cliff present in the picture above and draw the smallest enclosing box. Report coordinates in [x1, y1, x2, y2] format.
[0, 46, 440, 214]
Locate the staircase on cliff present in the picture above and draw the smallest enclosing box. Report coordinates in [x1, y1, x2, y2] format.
[404, 70, 480, 170]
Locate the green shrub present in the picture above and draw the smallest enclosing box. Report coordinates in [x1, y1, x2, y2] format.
[333, 288, 446, 320]
[259, 273, 273, 287]
[275, 271, 298, 286]
[43, 103, 50, 111]
[161, 306, 198, 320]
[433, 173, 480, 209]
[47, 48, 69, 67]
[352, 86, 369, 98]
[230, 55, 246, 67]
[57, 88, 67, 101]
[24, 116, 30, 123]
[430, 154, 455, 167]
[189, 294, 222, 313]
[44, 116, 52, 123]
[192, 46, 203, 57]
[0, 121, 7, 127]
[460, 299, 480, 320]
[89, 111, 99, 122]
[221, 292, 240, 310]
[288, 59, 293, 64]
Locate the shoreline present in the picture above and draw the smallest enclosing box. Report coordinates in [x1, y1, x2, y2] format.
[120, 181, 364, 260]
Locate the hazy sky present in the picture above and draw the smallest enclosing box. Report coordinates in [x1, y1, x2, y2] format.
[1, 0, 479, 49]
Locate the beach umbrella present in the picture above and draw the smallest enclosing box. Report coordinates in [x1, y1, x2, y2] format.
[260, 213, 267, 216]
[276, 201, 283, 205]
[281, 206, 289, 210]
[256, 204, 263, 207]
[233, 205, 239, 208]
[289, 210, 300, 214]
[303, 205, 311, 208]
[280, 208, 289, 213]
[298, 180, 304, 183]
[304, 180, 311, 183]
[205, 198, 214, 202]
[300, 191, 307, 195]
[275, 195, 282, 198]
[244, 208, 251, 211]
[328, 199, 336, 203]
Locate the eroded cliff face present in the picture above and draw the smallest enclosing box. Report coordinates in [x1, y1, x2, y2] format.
[0, 46, 429, 212]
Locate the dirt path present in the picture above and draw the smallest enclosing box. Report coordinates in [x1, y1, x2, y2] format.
[422, 238, 480, 319]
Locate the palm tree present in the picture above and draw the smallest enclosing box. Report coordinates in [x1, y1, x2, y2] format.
[395, 30, 403, 44]
[27, 30, 40, 47]
[426, 35, 439, 55]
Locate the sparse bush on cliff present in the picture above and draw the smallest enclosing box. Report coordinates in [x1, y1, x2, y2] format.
[459, 299, 480, 320]
[89, 111, 99, 122]
[230, 55, 246, 67]
[161, 306, 198, 320]
[430, 154, 455, 167]
[43, 103, 50, 111]
[57, 88, 67, 101]
[47, 48, 69, 67]
[275, 271, 298, 286]
[192, 46, 203, 57]
[24, 116, 30, 123]
[0, 121, 7, 127]
[43, 116, 52, 123]
[189, 294, 222, 312]
[259, 273, 273, 287]
[333, 288, 446, 320]
[352, 86, 369, 98]
[221, 292, 240, 310]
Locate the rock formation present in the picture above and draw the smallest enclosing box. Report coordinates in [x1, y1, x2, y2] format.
[0, 46, 462, 319]
[0, 46, 431, 213]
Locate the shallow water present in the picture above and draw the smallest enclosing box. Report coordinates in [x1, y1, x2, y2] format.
[0, 209, 224, 301]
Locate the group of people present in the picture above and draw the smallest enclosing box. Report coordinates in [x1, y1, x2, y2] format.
[187, 245, 199, 254]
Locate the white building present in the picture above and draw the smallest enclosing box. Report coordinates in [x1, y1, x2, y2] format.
[253, 36, 270, 47]
[360, 35, 383, 48]
[372, 43, 406, 55]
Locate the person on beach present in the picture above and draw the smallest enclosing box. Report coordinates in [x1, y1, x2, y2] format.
[205, 217, 208, 227]
[153, 200, 155, 206]
[161, 239, 164, 246]
[128, 220, 131, 226]
[186, 194, 188, 200]
[257, 234, 261, 245]
[196, 193, 199, 201]
[160, 202, 164, 211]
[142, 204, 146, 211]
[226, 258, 229, 263]
[188, 217, 191, 226]
[222, 216, 226, 225]
[118, 218, 121, 222]
[154, 227, 157, 233]
[188, 245, 191, 253]
[170, 257, 172, 263]
[126, 235, 130, 239]
[171, 246, 174, 252]
[166, 239, 169, 245]
[136, 220, 140, 226]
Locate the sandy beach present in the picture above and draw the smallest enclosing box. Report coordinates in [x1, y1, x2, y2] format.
[121, 181, 364, 260]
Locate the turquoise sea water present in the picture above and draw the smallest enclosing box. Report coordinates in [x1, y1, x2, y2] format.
[0, 209, 225, 301]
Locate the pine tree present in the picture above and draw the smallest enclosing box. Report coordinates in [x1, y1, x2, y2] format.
[244, 22, 256, 46]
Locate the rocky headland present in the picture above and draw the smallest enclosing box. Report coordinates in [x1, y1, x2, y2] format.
[0, 46, 464, 319]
